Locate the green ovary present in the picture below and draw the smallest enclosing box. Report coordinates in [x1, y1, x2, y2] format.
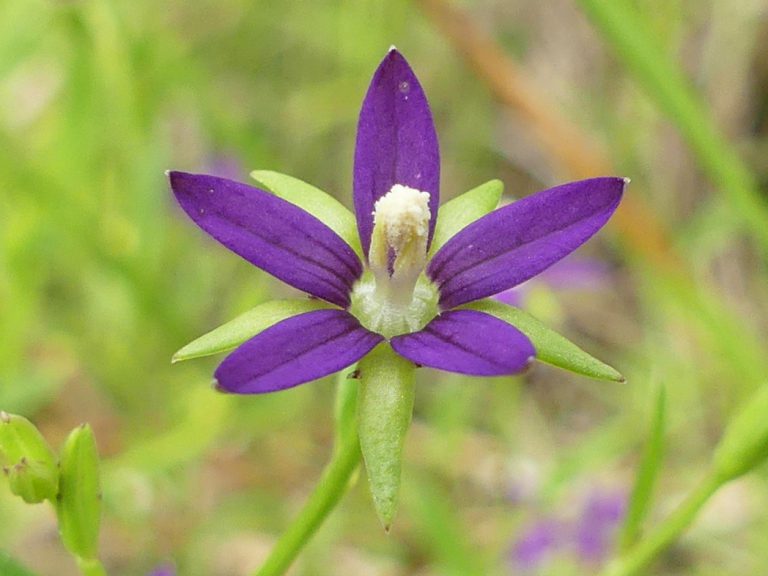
[349, 272, 439, 339]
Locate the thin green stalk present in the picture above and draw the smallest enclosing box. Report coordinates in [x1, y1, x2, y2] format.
[603, 471, 724, 576]
[576, 0, 768, 250]
[76, 557, 108, 576]
[252, 377, 360, 576]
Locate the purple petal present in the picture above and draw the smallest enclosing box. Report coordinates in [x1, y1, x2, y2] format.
[147, 566, 175, 576]
[215, 309, 383, 394]
[390, 310, 534, 375]
[428, 177, 626, 309]
[353, 49, 440, 257]
[509, 519, 563, 571]
[170, 171, 362, 308]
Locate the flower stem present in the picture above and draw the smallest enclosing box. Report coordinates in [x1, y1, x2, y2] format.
[252, 377, 360, 576]
[76, 557, 108, 576]
[603, 471, 724, 576]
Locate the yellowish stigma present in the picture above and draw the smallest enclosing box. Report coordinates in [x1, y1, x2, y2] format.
[369, 184, 431, 306]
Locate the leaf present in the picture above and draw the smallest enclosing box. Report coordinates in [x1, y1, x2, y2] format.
[619, 385, 666, 551]
[172, 299, 330, 363]
[251, 170, 363, 258]
[464, 299, 624, 382]
[429, 179, 503, 256]
[357, 343, 415, 531]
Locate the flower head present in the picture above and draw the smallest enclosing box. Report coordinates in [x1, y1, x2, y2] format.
[169, 49, 626, 394]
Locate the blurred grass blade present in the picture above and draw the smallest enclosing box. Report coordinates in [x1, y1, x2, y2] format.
[0, 553, 38, 576]
[465, 300, 624, 382]
[619, 385, 666, 551]
[713, 383, 768, 482]
[406, 476, 489, 576]
[251, 170, 363, 258]
[575, 0, 768, 250]
[429, 179, 503, 256]
[173, 299, 330, 363]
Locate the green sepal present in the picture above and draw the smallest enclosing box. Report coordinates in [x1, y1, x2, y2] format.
[57, 424, 102, 561]
[357, 343, 415, 531]
[0, 412, 58, 502]
[5, 458, 59, 504]
[429, 180, 503, 256]
[172, 299, 331, 363]
[463, 300, 625, 382]
[713, 384, 768, 482]
[619, 385, 666, 550]
[251, 170, 363, 258]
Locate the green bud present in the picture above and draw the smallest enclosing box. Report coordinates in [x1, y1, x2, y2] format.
[56, 424, 102, 560]
[5, 458, 59, 504]
[713, 384, 768, 482]
[357, 343, 415, 531]
[0, 412, 58, 503]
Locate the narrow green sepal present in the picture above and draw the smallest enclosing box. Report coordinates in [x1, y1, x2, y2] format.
[5, 458, 58, 504]
[429, 180, 503, 256]
[251, 170, 363, 258]
[57, 424, 102, 561]
[713, 384, 768, 482]
[357, 343, 415, 531]
[0, 412, 58, 503]
[619, 385, 666, 550]
[463, 300, 625, 382]
[172, 299, 330, 363]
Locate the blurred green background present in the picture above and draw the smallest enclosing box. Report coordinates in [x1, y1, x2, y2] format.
[2, 0, 768, 574]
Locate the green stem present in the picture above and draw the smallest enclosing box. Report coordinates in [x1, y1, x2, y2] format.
[76, 557, 108, 576]
[252, 378, 360, 576]
[603, 472, 724, 576]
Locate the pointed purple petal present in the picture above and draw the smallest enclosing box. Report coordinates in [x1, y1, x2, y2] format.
[390, 310, 535, 376]
[215, 309, 383, 394]
[354, 49, 440, 257]
[428, 177, 625, 309]
[170, 171, 362, 308]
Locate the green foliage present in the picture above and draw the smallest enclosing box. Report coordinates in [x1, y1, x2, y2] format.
[1, 0, 767, 573]
[0, 553, 38, 576]
[619, 385, 666, 550]
[713, 384, 768, 482]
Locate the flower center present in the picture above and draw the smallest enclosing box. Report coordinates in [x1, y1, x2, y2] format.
[369, 184, 430, 306]
[349, 184, 438, 338]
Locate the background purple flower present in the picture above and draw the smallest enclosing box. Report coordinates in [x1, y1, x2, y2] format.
[147, 565, 175, 576]
[507, 486, 626, 574]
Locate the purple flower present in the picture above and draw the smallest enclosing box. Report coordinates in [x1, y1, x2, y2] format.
[147, 565, 175, 576]
[509, 519, 563, 572]
[574, 489, 626, 563]
[168, 49, 626, 394]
